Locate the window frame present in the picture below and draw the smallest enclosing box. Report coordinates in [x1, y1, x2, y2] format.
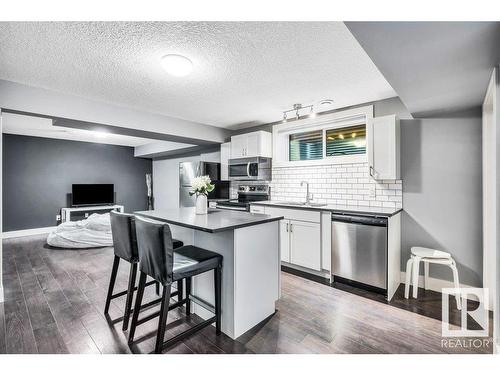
[272, 105, 373, 167]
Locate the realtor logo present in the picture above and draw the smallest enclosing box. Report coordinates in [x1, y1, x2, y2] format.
[442, 288, 489, 337]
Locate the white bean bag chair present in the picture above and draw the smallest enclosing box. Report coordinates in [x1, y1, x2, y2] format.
[47, 213, 113, 248]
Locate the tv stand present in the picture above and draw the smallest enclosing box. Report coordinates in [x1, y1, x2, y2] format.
[61, 205, 124, 223]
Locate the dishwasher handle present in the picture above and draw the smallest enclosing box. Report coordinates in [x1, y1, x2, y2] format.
[331, 213, 388, 227]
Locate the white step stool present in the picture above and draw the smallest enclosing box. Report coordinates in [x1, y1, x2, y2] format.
[404, 246, 461, 309]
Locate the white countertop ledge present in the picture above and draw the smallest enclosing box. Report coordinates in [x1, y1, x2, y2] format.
[134, 208, 284, 233]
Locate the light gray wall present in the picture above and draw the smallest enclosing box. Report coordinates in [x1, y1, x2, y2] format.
[153, 150, 220, 210]
[401, 118, 483, 287]
[2, 134, 152, 231]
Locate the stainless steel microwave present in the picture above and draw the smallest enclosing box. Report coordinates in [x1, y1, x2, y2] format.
[228, 157, 272, 181]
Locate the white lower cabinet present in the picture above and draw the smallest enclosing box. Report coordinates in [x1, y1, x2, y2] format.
[250, 205, 327, 273]
[289, 220, 321, 271]
[279, 220, 290, 262]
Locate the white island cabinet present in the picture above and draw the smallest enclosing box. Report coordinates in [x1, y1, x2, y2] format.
[135, 208, 283, 339]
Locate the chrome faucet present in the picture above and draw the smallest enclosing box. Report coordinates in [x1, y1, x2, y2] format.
[301, 181, 313, 205]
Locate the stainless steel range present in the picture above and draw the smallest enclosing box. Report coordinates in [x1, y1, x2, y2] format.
[216, 184, 270, 211]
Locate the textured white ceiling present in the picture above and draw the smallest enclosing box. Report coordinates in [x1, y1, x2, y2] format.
[0, 22, 396, 128]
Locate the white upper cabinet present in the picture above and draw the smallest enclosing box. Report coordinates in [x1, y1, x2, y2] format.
[220, 142, 231, 180]
[230, 130, 272, 158]
[230, 134, 247, 158]
[367, 114, 400, 180]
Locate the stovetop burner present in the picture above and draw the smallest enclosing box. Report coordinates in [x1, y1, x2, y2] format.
[216, 184, 270, 211]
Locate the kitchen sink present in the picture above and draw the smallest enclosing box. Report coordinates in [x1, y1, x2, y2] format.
[274, 201, 327, 208]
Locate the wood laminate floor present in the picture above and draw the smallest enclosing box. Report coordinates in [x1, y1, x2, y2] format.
[0, 234, 493, 354]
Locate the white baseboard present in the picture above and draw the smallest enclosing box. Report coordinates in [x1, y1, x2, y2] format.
[400, 271, 479, 302]
[2, 226, 56, 239]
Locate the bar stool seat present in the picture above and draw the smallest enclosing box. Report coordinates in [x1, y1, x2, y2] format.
[172, 239, 184, 249]
[173, 246, 222, 281]
[411, 246, 451, 259]
[128, 217, 222, 354]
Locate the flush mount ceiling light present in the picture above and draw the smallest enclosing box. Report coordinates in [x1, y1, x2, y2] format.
[282, 103, 315, 122]
[161, 54, 193, 77]
[319, 99, 334, 107]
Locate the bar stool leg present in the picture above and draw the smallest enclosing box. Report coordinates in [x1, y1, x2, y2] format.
[122, 262, 138, 331]
[450, 260, 462, 310]
[104, 255, 120, 314]
[128, 272, 147, 344]
[155, 281, 160, 296]
[424, 261, 429, 290]
[214, 266, 222, 335]
[177, 280, 183, 302]
[185, 277, 192, 316]
[155, 284, 172, 354]
[404, 257, 413, 299]
[412, 256, 421, 299]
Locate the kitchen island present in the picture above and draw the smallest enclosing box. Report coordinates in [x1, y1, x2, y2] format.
[134, 208, 283, 339]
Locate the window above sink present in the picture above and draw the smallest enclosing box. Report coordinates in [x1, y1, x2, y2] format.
[273, 105, 373, 167]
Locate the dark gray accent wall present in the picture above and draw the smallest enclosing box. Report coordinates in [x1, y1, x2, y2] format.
[2, 134, 152, 231]
[401, 118, 483, 287]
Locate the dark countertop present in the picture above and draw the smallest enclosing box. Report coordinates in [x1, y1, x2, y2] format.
[251, 200, 403, 217]
[134, 208, 284, 233]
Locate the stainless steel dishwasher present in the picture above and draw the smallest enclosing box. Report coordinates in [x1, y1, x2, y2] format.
[331, 213, 388, 293]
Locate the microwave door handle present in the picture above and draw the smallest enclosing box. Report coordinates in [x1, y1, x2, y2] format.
[247, 163, 251, 178]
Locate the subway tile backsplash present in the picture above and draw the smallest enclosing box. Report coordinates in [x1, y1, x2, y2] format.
[270, 162, 402, 209]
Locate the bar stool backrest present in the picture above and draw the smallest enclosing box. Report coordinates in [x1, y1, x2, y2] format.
[110, 211, 138, 262]
[135, 216, 175, 285]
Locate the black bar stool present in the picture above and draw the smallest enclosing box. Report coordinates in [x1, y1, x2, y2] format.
[129, 216, 222, 354]
[105, 211, 184, 331]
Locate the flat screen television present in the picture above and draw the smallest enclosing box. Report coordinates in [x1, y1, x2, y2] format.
[72, 184, 115, 207]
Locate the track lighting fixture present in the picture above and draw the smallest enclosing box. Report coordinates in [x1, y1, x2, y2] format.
[282, 103, 315, 121]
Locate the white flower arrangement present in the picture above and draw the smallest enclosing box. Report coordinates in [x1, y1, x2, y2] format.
[189, 175, 215, 196]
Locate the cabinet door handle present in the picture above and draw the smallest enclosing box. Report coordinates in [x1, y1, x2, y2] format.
[369, 166, 379, 179]
[286, 223, 289, 232]
[290, 223, 293, 233]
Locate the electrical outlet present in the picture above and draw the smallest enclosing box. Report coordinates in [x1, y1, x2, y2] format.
[85, 213, 89, 218]
[56, 214, 61, 221]
[369, 185, 376, 198]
